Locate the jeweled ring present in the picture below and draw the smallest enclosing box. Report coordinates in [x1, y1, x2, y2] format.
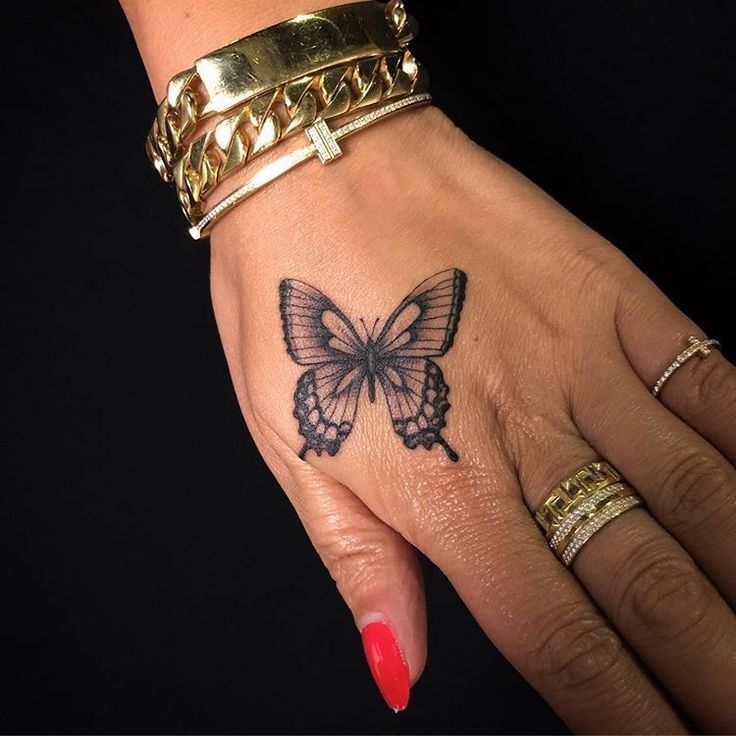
[652, 335, 722, 398]
[535, 461, 645, 567]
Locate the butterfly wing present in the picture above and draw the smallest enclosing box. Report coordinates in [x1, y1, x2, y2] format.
[374, 269, 466, 461]
[279, 279, 366, 458]
[293, 363, 364, 458]
[377, 357, 458, 461]
[279, 279, 364, 365]
[374, 268, 466, 358]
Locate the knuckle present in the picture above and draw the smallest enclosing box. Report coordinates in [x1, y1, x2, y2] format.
[480, 365, 518, 416]
[320, 527, 393, 592]
[659, 449, 735, 534]
[615, 542, 716, 642]
[291, 479, 404, 597]
[690, 354, 736, 409]
[528, 606, 625, 692]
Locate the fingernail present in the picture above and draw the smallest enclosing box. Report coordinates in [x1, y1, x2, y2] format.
[361, 620, 410, 712]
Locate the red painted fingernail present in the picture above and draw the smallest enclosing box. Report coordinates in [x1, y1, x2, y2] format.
[361, 620, 410, 712]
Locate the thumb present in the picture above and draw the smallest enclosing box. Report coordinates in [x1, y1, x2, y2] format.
[274, 450, 427, 712]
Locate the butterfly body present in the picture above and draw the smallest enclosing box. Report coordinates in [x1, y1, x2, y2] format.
[279, 269, 467, 462]
[362, 336, 380, 402]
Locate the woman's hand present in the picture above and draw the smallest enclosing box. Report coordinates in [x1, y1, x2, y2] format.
[209, 106, 736, 732]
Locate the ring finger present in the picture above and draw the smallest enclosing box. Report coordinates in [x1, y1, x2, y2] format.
[519, 434, 736, 734]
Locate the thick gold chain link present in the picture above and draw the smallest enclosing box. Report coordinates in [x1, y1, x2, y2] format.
[175, 51, 428, 222]
[145, 1, 420, 223]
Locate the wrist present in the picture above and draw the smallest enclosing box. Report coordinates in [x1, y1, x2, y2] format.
[209, 104, 468, 255]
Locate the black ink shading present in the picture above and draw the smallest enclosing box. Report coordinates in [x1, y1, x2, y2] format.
[279, 268, 467, 462]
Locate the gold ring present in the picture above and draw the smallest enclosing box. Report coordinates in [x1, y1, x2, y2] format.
[652, 335, 722, 398]
[535, 461, 645, 567]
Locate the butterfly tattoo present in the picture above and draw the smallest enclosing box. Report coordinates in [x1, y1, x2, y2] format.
[279, 268, 467, 462]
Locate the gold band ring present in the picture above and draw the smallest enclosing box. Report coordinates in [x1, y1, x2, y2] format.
[535, 461, 645, 567]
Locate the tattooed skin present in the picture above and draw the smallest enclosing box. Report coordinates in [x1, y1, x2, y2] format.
[279, 269, 467, 461]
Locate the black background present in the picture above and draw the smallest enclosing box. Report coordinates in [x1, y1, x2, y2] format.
[4, 2, 735, 733]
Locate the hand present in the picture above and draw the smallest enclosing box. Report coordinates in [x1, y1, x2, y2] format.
[209, 106, 736, 732]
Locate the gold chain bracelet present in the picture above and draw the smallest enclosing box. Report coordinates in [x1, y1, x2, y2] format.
[173, 50, 428, 223]
[146, 1, 416, 185]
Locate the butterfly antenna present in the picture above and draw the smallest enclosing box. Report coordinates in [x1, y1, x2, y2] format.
[372, 316, 380, 338]
[359, 318, 369, 340]
[298, 443, 310, 460]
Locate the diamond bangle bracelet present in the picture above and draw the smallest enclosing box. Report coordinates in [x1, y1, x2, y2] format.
[189, 92, 432, 239]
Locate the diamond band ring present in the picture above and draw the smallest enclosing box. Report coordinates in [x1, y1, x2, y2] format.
[535, 461, 645, 567]
[560, 495, 644, 566]
[652, 335, 722, 398]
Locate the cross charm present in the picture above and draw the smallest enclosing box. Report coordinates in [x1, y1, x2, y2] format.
[688, 335, 714, 356]
[305, 120, 343, 164]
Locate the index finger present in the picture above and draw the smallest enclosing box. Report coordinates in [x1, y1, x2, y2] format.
[417, 487, 685, 734]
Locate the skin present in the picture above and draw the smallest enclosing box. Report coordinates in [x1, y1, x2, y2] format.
[122, 1, 736, 731]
